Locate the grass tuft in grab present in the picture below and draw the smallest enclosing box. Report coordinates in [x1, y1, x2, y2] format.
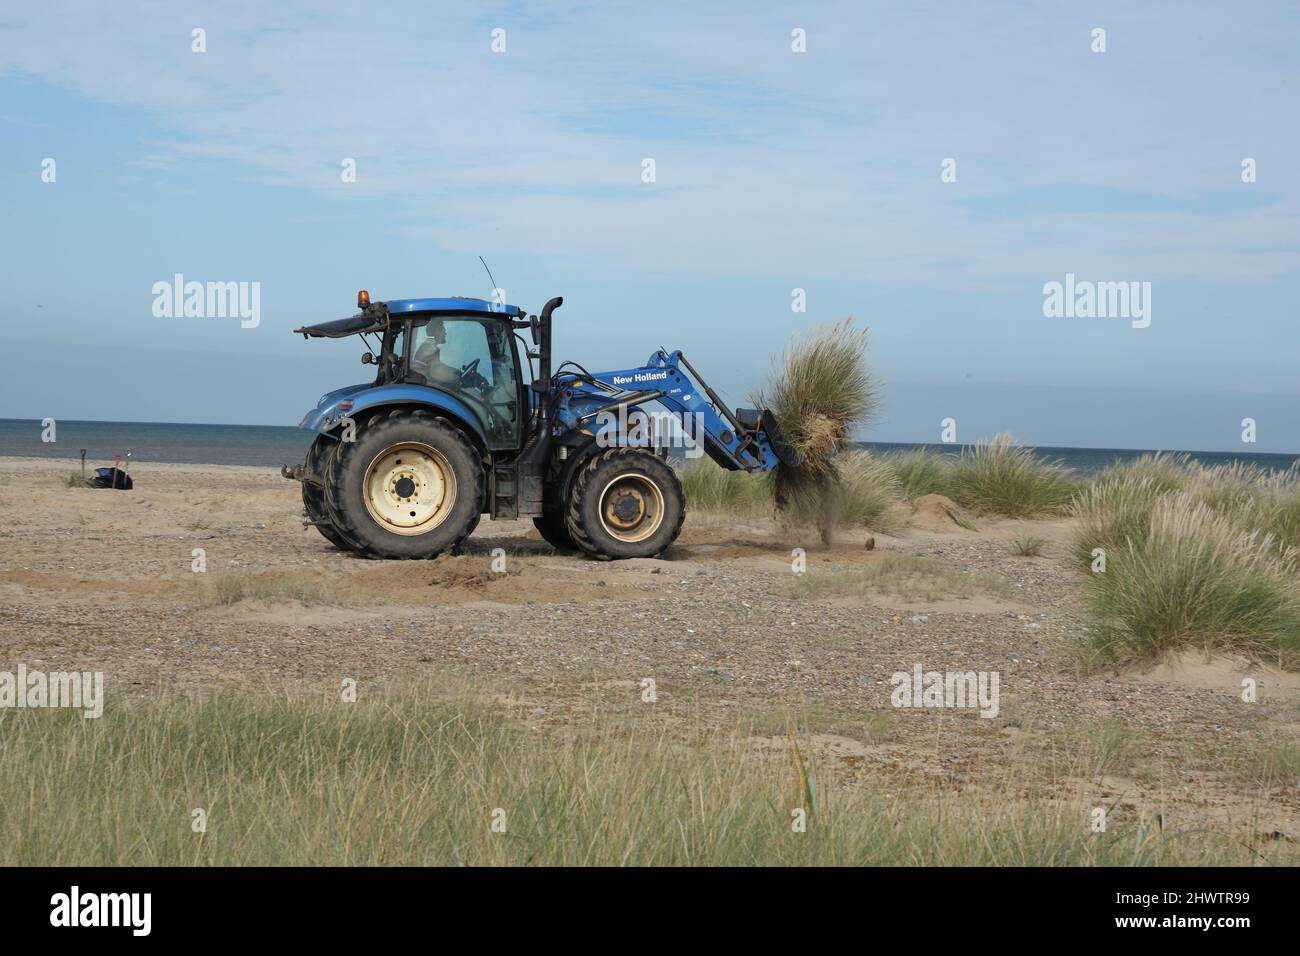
[756, 320, 880, 543]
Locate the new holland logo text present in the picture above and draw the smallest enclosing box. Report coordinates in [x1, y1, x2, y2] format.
[610, 371, 670, 386]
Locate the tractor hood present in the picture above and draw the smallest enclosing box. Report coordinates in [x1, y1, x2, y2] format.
[297, 382, 372, 430]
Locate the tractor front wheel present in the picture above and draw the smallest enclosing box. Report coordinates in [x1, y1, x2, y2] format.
[324, 410, 484, 559]
[564, 448, 684, 560]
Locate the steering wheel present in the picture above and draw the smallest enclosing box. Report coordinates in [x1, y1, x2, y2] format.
[459, 357, 492, 392]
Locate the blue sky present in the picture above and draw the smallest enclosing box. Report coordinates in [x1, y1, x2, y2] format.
[1, 1, 1297, 452]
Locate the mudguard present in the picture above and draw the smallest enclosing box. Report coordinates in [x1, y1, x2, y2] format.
[299, 383, 489, 448]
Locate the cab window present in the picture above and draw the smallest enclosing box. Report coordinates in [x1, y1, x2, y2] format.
[408, 317, 519, 448]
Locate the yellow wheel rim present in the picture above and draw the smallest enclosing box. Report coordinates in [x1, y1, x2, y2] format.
[598, 473, 665, 544]
[362, 442, 456, 535]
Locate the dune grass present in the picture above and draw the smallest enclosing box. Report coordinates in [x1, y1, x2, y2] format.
[790, 452, 907, 533]
[1074, 463, 1300, 667]
[878, 437, 1077, 518]
[782, 552, 1010, 602]
[685, 435, 1079, 529]
[197, 569, 355, 607]
[0, 676, 1286, 866]
[681, 450, 907, 533]
[678, 462, 772, 518]
[1071, 473, 1171, 569]
[880, 448, 951, 499]
[1010, 535, 1050, 557]
[940, 436, 1077, 517]
[1075, 455, 1300, 559]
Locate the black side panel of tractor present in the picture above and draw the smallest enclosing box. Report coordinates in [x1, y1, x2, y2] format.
[491, 421, 553, 519]
[489, 461, 544, 519]
[520, 472, 544, 515]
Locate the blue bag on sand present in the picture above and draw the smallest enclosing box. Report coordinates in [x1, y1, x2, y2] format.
[89, 467, 133, 490]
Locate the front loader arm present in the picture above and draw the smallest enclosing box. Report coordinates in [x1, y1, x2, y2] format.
[553, 350, 796, 472]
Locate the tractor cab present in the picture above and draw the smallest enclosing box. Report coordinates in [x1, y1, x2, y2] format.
[295, 293, 530, 450]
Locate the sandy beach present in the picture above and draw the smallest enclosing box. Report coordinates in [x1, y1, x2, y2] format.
[1, 454, 1296, 846]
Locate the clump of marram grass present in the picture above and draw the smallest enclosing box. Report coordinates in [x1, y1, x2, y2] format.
[679, 462, 771, 517]
[1010, 535, 1049, 557]
[199, 569, 353, 607]
[1081, 495, 1300, 668]
[680, 451, 907, 534]
[1069, 473, 1170, 568]
[783, 552, 1010, 602]
[1251, 469, 1300, 553]
[775, 451, 906, 534]
[1098, 451, 1194, 495]
[1177, 462, 1300, 554]
[1073, 457, 1300, 569]
[758, 319, 878, 468]
[828, 452, 908, 532]
[880, 438, 1077, 517]
[944, 434, 1077, 518]
[755, 320, 879, 543]
[1184, 461, 1272, 520]
[881, 448, 952, 499]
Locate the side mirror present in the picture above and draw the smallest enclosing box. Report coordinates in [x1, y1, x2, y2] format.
[361, 352, 375, 365]
[529, 315, 540, 346]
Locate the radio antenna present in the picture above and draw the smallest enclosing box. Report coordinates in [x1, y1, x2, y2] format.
[478, 256, 500, 304]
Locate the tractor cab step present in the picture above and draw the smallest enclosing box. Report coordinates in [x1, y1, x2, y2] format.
[491, 464, 519, 520]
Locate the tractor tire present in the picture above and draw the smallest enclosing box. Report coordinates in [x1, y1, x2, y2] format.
[302, 437, 348, 549]
[323, 409, 484, 559]
[564, 448, 685, 560]
[450, 510, 483, 555]
[533, 509, 577, 551]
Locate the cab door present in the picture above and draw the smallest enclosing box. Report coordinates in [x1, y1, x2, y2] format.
[406, 316, 521, 450]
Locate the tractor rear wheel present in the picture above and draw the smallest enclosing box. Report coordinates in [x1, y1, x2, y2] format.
[564, 448, 685, 560]
[324, 409, 484, 559]
[532, 509, 576, 551]
[302, 437, 347, 549]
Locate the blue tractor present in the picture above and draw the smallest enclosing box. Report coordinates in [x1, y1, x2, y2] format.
[282, 292, 799, 560]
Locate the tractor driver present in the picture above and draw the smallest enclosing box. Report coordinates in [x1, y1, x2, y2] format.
[410, 319, 459, 387]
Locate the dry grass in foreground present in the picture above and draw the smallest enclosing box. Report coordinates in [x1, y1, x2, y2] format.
[0, 675, 1290, 866]
[779, 552, 1011, 602]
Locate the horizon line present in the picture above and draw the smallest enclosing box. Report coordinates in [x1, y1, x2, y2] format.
[1, 417, 1295, 460]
